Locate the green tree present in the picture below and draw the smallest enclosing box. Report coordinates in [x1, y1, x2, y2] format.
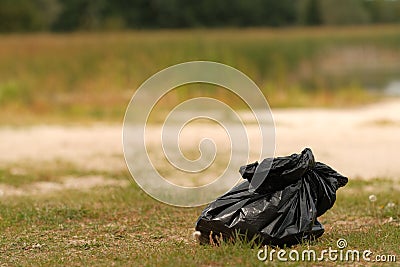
[320, 0, 370, 25]
[51, 0, 106, 31]
[304, 0, 322, 25]
[0, 0, 60, 31]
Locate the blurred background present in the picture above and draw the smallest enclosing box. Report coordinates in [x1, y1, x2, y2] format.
[0, 3, 400, 264]
[0, 0, 399, 123]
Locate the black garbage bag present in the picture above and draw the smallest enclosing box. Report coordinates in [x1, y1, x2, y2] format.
[195, 148, 348, 246]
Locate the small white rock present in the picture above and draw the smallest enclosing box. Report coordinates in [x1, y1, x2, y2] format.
[192, 231, 201, 242]
[32, 243, 42, 249]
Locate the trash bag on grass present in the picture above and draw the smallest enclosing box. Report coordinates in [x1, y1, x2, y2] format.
[195, 148, 348, 246]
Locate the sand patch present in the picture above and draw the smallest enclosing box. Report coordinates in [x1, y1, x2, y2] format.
[0, 99, 400, 180]
[0, 175, 129, 197]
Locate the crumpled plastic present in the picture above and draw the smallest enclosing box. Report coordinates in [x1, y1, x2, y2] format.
[195, 148, 348, 246]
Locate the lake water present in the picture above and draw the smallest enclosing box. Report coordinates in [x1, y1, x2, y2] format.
[384, 80, 400, 96]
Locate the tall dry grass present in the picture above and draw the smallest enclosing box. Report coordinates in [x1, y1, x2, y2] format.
[0, 25, 399, 122]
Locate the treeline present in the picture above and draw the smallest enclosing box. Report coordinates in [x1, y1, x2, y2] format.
[1, 0, 400, 32]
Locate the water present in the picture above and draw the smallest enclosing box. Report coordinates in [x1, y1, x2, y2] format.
[384, 80, 400, 96]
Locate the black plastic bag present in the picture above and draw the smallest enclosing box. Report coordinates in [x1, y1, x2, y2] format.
[195, 148, 348, 246]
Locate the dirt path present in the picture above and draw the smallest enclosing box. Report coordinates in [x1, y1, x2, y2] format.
[1, 99, 399, 180]
[274, 99, 400, 179]
[0, 175, 129, 197]
[0, 125, 125, 172]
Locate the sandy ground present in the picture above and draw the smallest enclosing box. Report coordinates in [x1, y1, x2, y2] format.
[0, 175, 129, 197]
[274, 99, 400, 180]
[0, 99, 399, 183]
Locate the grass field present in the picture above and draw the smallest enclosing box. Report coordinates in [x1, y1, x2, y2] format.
[1, 25, 400, 123]
[0, 164, 399, 266]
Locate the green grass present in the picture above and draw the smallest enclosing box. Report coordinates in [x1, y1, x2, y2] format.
[0, 168, 398, 266]
[1, 25, 400, 123]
